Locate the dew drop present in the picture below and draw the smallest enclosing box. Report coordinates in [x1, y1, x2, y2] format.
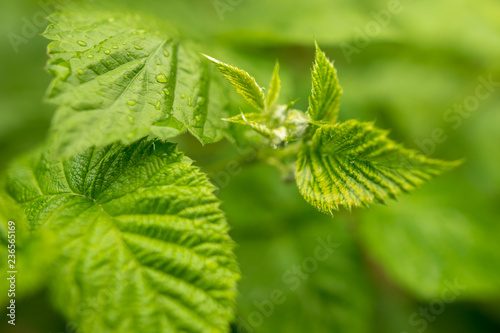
[155, 73, 167, 83]
[134, 45, 143, 50]
[127, 99, 137, 106]
[122, 42, 127, 45]
[181, 94, 186, 99]
[112, 45, 118, 49]
[77, 70, 84, 75]
[162, 88, 170, 96]
[195, 115, 201, 121]
[155, 101, 161, 110]
[87, 54, 94, 59]
[188, 97, 192, 106]
[163, 51, 170, 57]
[77, 40, 87, 46]
[104, 49, 111, 54]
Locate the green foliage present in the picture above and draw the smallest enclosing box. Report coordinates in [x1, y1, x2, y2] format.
[44, 10, 227, 157]
[4, 139, 239, 333]
[210, 47, 458, 213]
[3, 2, 491, 332]
[203, 55, 265, 111]
[266, 61, 281, 109]
[296, 120, 460, 212]
[307, 43, 342, 123]
[209, 55, 310, 148]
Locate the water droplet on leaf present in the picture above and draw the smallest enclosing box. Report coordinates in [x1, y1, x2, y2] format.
[77, 40, 87, 46]
[155, 73, 167, 83]
[127, 100, 137, 106]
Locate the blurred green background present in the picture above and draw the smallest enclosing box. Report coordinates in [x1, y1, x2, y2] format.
[1, 0, 499, 332]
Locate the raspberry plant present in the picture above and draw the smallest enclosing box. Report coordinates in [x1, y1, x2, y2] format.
[0, 7, 460, 333]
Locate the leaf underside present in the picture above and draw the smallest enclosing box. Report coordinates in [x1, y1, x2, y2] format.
[44, 11, 227, 157]
[296, 120, 461, 213]
[5, 139, 239, 333]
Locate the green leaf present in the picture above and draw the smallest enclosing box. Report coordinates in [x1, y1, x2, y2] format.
[204, 55, 265, 111]
[296, 120, 460, 213]
[307, 43, 342, 123]
[4, 139, 239, 333]
[266, 61, 281, 109]
[44, 10, 227, 157]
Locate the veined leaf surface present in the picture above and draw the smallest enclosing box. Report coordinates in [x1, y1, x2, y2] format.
[5, 139, 239, 333]
[204, 55, 265, 111]
[44, 11, 227, 157]
[296, 120, 460, 212]
[307, 43, 342, 123]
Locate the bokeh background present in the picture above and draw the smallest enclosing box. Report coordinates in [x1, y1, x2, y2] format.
[1, 0, 499, 332]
